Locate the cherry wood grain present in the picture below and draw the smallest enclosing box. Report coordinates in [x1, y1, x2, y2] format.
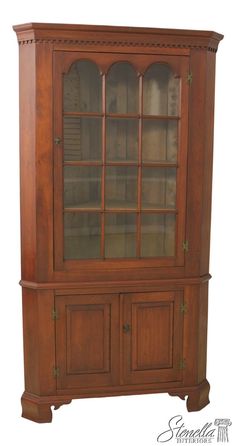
[22, 288, 55, 395]
[19, 43, 36, 281]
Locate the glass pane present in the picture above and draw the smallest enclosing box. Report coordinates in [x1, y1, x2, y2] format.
[106, 62, 138, 114]
[105, 213, 136, 258]
[64, 166, 101, 208]
[141, 214, 175, 257]
[64, 213, 101, 259]
[106, 167, 138, 209]
[64, 117, 102, 161]
[142, 168, 176, 209]
[143, 64, 179, 116]
[142, 120, 178, 163]
[106, 118, 138, 162]
[64, 60, 102, 112]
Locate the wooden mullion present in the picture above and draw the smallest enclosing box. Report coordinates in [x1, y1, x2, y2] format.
[105, 161, 138, 167]
[63, 161, 178, 168]
[64, 111, 103, 117]
[141, 208, 177, 214]
[106, 208, 139, 213]
[106, 113, 139, 119]
[101, 73, 106, 258]
[53, 55, 64, 270]
[142, 114, 180, 120]
[64, 208, 177, 214]
[64, 161, 102, 166]
[142, 162, 178, 168]
[64, 208, 102, 213]
[137, 75, 143, 257]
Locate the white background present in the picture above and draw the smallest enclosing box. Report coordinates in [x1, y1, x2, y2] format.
[0, 0, 235, 444]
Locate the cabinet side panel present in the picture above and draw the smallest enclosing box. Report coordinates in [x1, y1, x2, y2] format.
[19, 44, 36, 281]
[37, 290, 56, 394]
[183, 285, 199, 385]
[35, 44, 53, 280]
[22, 288, 56, 395]
[186, 50, 216, 276]
[22, 288, 40, 394]
[200, 52, 216, 275]
[183, 282, 209, 386]
[185, 50, 207, 276]
[198, 282, 208, 383]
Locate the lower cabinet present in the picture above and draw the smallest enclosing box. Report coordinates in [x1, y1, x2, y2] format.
[55, 290, 184, 390]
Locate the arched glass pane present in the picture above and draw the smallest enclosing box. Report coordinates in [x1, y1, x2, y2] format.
[106, 62, 138, 114]
[64, 60, 102, 112]
[143, 64, 179, 116]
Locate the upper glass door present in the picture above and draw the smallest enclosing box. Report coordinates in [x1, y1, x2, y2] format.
[53, 52, 189, 269]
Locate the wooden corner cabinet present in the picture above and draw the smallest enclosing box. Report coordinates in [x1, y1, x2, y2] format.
[13, 22, 223, 423]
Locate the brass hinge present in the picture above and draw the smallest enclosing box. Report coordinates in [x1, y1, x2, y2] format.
[180, 302, 187, 314]
[182, 240, 189, 252]
[187, 72, 193, 84]
[53, 367, 59, 378]
[52, 308, 59, 320]
[179, 359, 186, 370]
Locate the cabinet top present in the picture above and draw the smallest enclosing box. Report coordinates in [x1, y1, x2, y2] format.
[13, 22, 223, 52]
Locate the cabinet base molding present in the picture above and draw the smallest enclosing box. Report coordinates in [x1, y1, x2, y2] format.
[22, 380, 210, 423]
[169, 379, 210, 412]
[21, 392, 72, 423]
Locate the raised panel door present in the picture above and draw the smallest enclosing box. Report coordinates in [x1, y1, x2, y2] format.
[55, 294, 119, 389]
[122, 291, 183, 384]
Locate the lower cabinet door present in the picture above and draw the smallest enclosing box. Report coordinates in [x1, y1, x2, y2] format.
[55, 293, 119, 389]
[122, 291, 184, 385]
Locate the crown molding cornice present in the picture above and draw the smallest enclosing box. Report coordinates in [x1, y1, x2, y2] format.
[13, 23, 224, 52]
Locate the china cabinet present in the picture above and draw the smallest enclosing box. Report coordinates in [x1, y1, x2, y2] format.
[13, 23, 223, 423]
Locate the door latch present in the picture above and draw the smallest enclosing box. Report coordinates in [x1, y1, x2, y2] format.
[123, 323, 131, 333]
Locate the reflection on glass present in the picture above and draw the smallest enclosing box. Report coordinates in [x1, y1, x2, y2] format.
[143, 64, 179, 116]
[106, 118, 138, 161]
[106, 166, 137, 209]
[64, 213, 101, 259]
[64, 117, 102, 161]
[142, 168, 176, 209]
[106, 62, 138, 114]
[105, 213, 136, 258]
[142, 120, 178, 163]
[64, 166, 101, 208]
[64, 60, 102, 112]
[141, 214, 175, 257]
